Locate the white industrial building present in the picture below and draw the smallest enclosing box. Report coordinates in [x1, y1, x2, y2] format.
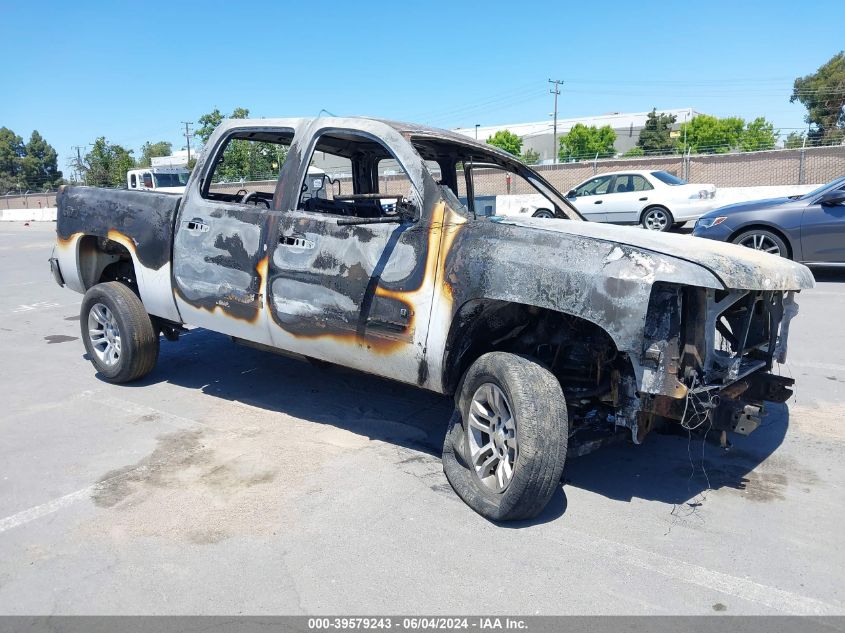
[151, 149, 194, 168]
[453, 108, 703, 162]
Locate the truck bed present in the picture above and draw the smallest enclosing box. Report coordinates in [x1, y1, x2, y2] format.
[57, 186, 181, 271]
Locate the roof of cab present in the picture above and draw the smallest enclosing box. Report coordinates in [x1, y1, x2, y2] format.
[215, 116, 513, 158]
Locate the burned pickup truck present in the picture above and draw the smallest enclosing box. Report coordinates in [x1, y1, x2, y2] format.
[50, 117, 813, 520]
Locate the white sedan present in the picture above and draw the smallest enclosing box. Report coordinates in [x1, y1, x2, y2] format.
[564, 170, 717, 231]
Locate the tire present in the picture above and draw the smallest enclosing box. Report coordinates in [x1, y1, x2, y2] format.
[641, 206, 674, 231]
[732, 229, 789, 259]
[532, 209, 554, 219]
[80, 282, 159, 383]
[442, 352, 568, 521]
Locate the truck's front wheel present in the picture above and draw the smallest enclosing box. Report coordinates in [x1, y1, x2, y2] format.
[443, 352, 568, 521]
[80, 282, 159, 383]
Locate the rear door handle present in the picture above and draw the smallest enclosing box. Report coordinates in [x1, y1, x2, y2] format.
[280, 234, 315, 249]
[639, 197, 648, 201]
[594, 200, 603, 205]
[182, 218, 209, 232]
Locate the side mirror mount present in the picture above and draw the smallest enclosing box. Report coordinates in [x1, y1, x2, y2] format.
[566, 189, 577, 198]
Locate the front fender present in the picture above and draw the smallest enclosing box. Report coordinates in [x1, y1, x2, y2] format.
[441, 220, 722, 358]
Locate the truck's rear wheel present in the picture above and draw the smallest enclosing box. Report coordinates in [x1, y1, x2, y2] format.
[80, 282, 159, 383]
[442, 352, 568, 521]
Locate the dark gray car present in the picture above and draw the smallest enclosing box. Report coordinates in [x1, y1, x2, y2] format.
[693, 176, 845, 264]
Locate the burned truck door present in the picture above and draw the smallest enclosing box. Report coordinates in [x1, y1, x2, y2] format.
[265, 125, 438, 386]
[171, 128, 295, 344]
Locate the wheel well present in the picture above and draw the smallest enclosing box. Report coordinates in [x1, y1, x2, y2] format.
[728, 224, 793, 259]
[78, 235, 139, 293]
[441, 300, 621, 396]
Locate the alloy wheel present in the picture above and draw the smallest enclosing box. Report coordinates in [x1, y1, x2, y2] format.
[87, 303, 121, 367]
[467, 383, 518, 492]
[738, 233, 783, 256]
[643, 208, 669, 231]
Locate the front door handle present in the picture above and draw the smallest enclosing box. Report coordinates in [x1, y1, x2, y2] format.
[594, 200, 603, 205]
[182, 218, 209, 232]
[639, 197, 648, 201]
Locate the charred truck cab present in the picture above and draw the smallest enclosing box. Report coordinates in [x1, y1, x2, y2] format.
[50, 116, 813, 521]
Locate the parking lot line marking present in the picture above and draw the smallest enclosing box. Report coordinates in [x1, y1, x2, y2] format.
[0, 487, 94, 534]
[559, 527, 842, 615]
[1, 301, 80, 316]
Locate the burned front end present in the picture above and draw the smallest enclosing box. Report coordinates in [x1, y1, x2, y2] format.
[636, 283, 800, 441]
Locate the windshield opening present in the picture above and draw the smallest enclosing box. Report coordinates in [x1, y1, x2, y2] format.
[798, 176, 845, 200]
[651, 171, 687, 186]
[410, 136, 582, 221]
[153, 172, 189, 188]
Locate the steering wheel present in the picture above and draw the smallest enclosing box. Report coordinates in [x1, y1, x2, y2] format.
[240, 191, 270, 208]
[235, 188, 248, 198]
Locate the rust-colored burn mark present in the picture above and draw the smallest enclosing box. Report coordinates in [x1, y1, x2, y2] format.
[436, 204, 466, 307]
[107, 229, 138, 253]
[280, 201, 465, 356]
[56, 231, 83, 250]
[255, 255, 268, 307]
[286, 328, 410, 354]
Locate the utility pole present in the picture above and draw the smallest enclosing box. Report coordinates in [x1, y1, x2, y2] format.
[549, 79, 563, 164]
[71, 145, 84, 182]
[475, 124, 480, 140]
[182, 122, 194, 163]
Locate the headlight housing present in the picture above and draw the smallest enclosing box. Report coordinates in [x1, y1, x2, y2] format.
[695, 216, 728, 229]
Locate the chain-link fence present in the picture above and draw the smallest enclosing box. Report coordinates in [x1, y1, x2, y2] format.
[471, 144, 845, 197]
[340, 144, 845, 201]
[6, 144, 842, 209]
[2, 191, 59, 209]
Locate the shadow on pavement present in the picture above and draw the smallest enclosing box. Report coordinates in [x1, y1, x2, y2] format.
[119, 328, 453, 457]
[107, 327, 788, 513]
[565, 402, 789, 504]
[810, 266, 845, 283]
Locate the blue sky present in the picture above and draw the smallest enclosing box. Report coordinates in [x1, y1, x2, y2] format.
[1, 0, 841, 173]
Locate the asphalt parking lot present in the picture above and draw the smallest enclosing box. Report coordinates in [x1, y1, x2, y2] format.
[1, 221, 844, 615]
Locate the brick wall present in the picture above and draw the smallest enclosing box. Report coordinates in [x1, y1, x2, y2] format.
[7, 145, 840, 210]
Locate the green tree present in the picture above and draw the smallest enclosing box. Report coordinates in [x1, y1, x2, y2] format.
[677, 115, 745, 153]
[196, 106, 251, 145]
[558, 124, 616, 160]
[521, 147, 540, 165]
[623, 146, 645, 157]
[82, 137, 136, 187]
[486, 130, 523, 156]
[0, 128, 62, 191]
[739, 117, 778, 151]
[196, 107, 224, 145]
[783, 131, 806, 149]
[20, 131, 62, 190]
[0, 127, 25, 192]
[195, 107, 270, 180]
[637, 109, 676, 154]
[791, 52, 845, 145]
[138, 141, 173, 167]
